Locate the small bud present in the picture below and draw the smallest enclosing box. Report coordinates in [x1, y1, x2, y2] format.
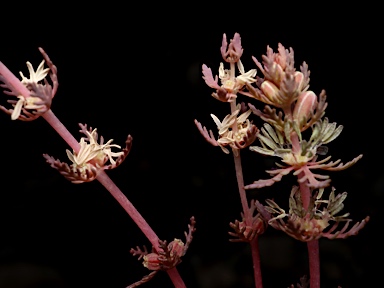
[261, 80, 280, 102]
[143, 253, 161, 271]
[293, 91, 317, 125]
[169, 239, 185, 257]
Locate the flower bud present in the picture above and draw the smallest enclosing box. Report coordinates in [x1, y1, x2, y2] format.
[143, 253, 160, 270]
[293, 91, 317, 125]
[261, 80, 280, 102]
[169, 238, 185, 258]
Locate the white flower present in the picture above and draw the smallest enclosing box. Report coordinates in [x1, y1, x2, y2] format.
[218, 60, 257, 93]
[211, 105, 257, 154]
[10, 60, 50, 120]
[66, 128, 124, 169]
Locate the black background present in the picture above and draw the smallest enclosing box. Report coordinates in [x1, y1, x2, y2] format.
[0, 4, 382, 288]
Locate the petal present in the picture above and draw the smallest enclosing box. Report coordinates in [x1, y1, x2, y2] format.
[11, 97, 25, 120]
[35, 60, 50, 82]
[237, 60, 245, 74]
[210, 113, 222, 129]
[237, 109, 252, 123]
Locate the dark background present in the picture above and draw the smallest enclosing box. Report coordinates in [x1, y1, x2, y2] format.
[0, 4, 382, 288]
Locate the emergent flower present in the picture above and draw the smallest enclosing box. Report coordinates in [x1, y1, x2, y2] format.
[202, 60, 256, 103]
[0, 48, 58, 121]
[195, 104, 258, 156]
[43, 123, 132, 183]
[256, 186, 369, 242]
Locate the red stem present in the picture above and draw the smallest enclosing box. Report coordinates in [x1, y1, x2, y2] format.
[230, 101, 263, 288]
[293, 130, 320, 288]
[250, 237, 263, 288]
[307, 240, 320, 288]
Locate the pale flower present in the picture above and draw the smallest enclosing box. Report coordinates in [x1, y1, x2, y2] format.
[257, 186, 369, 242]
[10, 60, 50, 120]
[202, 59, 256, 103]
[0, 48, 58, 121]
[43, 124, 132, 183]
[209, 104, 258, 155]
[19, 60, 50, 85]
[246, 120, 362, 189]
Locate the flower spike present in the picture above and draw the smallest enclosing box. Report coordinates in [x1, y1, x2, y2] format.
[43, 123, 132, 183]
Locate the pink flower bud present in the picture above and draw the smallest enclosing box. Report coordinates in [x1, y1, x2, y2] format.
[169, 238, 185, 258]
[261, 80, 280, 102]
[143, 253, 160, 271]
[293, 91, 317, 125]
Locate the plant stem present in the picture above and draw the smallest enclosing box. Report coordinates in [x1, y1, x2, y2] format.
[291, 129, 320, 288]
[232, 151, 263, 288]
[250, 237, 263, 288]
[298, 178, 320, 288]
[230, 101, 263, 288]
[95, 170, 185, 288]
[307, 239, 320, 288]
[43, 110, 80, 151]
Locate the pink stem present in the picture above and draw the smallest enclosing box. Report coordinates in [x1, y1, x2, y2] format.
[230, 101, 263, 288]
[250, 237, 263, 288]
[43, 110, 81, 151]
[0, 62, 30, 96]
[96, 170, 186, 288]
[307, 240, 320, 288]
[233, 152, 251, 220]
[0, 62, 186, 288]
[293, 129, 320, 288]
[232, 152, 263, 288]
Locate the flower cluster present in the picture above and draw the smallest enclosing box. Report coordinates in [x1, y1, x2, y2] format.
[256, 186, 369, 241]
[195, 103, 258, 156]
[196, 33, 260, 156]
[245, 119, 363, 189]
[228, 199, 266, 242]
[241, 43, 310, 110]
[43, 123, 132, 183]
[201, 33, 257, 103]
[129, 217, 196, 288]
[0, 48, 58, 121]
[196, 34, 369, 285]
[241, 40, 369, 243]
